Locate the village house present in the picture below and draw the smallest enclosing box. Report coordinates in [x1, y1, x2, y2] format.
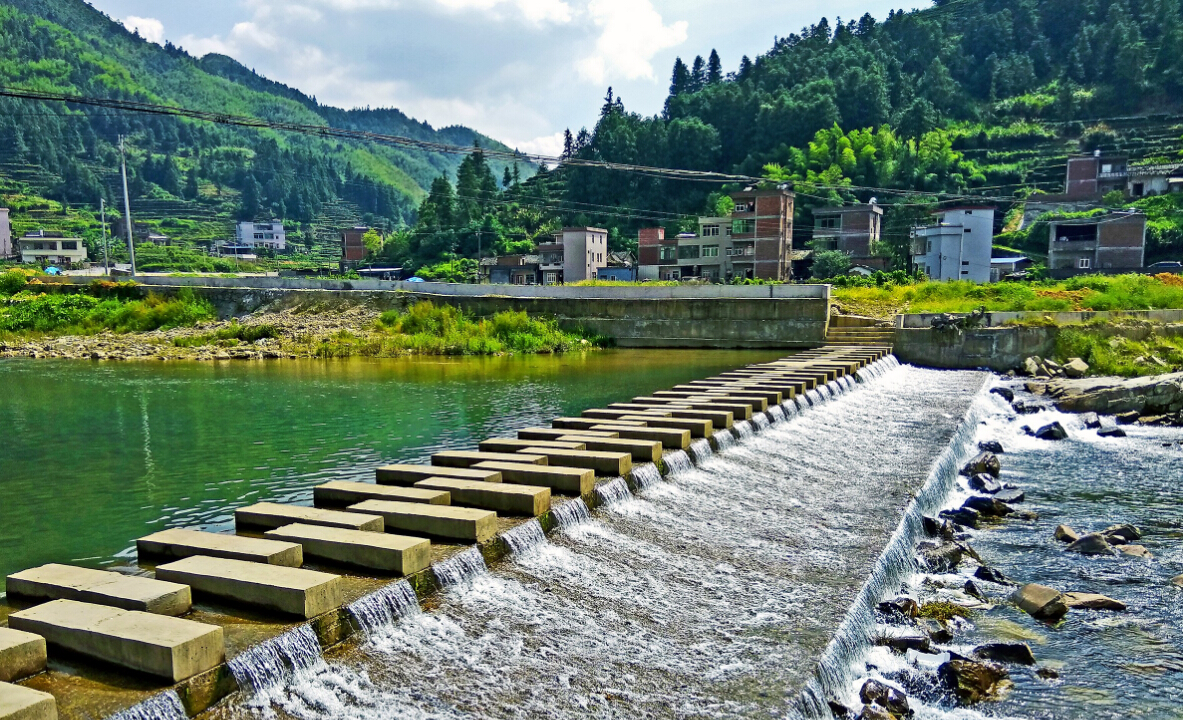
[809, 203, 888, 271]
[481, 254, 540, 285]
[18, 230, 88, 267]
[340, 227, 369, 268]
[236, 221, 287, 251]
[0, 208, 11, 258]
[1047, 210, 1146, 278]
[536, 227, 608, 285]
[910, 207, 995, 282]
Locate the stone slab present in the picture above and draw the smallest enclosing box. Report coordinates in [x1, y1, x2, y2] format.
[616, 415, 712, 438]
[376, 464, 502, 486]
[0, 681, 55, 720]
[479, 439, 585, 453]
[516, 448, 632, 477]
[0, 629, 46, 683]
[313, 481, 451, 508]
[155, 556, 343, 619]
[413, 478, 551, 517]
[557, 435, 663, 463]
[551, 417, 645, 431]
[137, 529, 304, 567]
[589, 424, 690, 450]
[518, 427, 619, 441]
[8, 600, 224, 683]
[432, 451, 548, 468]
[348, 500, 498, 543]
[582, 408, 671, 420]
[472, 461, 596, 496]
[6, 565, 191, 617]
[235, 503, 384, 532]
[265, 524, 431, 576]
[630, 397, 753, 420]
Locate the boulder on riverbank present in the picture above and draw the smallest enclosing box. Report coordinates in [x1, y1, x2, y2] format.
[1012, 583, 1069, 621]
[938, 659, 1010, 703]
[1054, 525, 1079, 543]
[859, 680, 910, 717]
[1063, 592, 1127, 611]
[1172, 575, 1183, 588]
[961, 452, 1001, 478]
[1034, 422, 1068, 440]
[1047, 372, 1183, 415]
[1065, 533, 1118, 556]
[974, 642, 1036, 665]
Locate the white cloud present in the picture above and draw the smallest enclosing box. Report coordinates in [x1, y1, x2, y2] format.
[180, 22, 280, 58]
[123, 16, 165, 44]
[514, 131, 566, 157]
[576, 0, 687, 84]
[304, 0, 571, 24]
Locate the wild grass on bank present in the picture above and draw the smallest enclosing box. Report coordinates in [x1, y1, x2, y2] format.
[1055, 327, 1183, 377]
[0, 285, 214, 336]
[172, 322, 279, 348]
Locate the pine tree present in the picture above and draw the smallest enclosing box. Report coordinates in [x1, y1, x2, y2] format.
[184, 168, 199, 200]
[512, 163, 521, 185]
[502, 166, 513, 189]
[690, 56, 707, 92]
[562, 129, 575, 159]
[669, 58, 691, 96]
[738, 56, 753, 81]
[707, 50, 723, 84]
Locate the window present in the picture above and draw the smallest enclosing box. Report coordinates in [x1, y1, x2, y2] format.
[1101, 164, 1113, 174]
[61, 241, 77, 250]
[678, 244, 700, 260]
[732, 219, 755, 235]
[962, 261, 969, 266]
[659, 246, 677, 262]
[1078, 258, 1092, 269]
[926, 240, 933, 254]
[964, 228, 972, 233]
[817, 217, 840, 230]
[702, 225, 721, 237]
[734, 203, 749, 213]
[702, 245, 719, 258]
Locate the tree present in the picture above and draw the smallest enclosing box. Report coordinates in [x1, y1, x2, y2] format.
[562, 129, 575, 159]
[184, 168, 199, 200]
[738, 56, 754, 81]
[238, 175, 261, 220]
[690, 56, 707, 92]
[707, 50, 723, 84]
[811, 250, 853, 279]
[362, 228, 383, 256]
[502, 166, 513, 189]
[669, 58, 691, 97]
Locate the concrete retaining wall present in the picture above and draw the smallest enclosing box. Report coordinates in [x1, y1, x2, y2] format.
[898, 308, 1183, 328]
[893, 326, 1057, 372]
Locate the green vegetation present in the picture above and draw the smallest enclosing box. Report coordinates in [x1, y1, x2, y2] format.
[918, 601, 973, 623]
[172, 322, 278, 348]
[0, 285, 213, 336]
[1055, 327, 1183, 377]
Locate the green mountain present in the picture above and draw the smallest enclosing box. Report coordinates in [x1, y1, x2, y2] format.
[0, 0, 527, 259]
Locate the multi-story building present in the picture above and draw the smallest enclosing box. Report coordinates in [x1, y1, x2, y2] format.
[535, 227, 608, 285]
[18, 230, 88, 267]
[482, 254, 539, 285]
[1128, 163, 1183, 198]
[1047, 210, 1146, 276]
[910, 207, 995, 282]
[1064, 152, 1129, 199]
[340, 227, 369, 266]
[637, 188, 795, 282]
[810, 203, 887, 270]
[0, 208, 11, 258]
[236, 221, 287, 251]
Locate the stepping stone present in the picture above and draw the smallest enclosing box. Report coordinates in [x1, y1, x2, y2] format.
[413, 478, 551, 516]
[516, 447, 632, 477]
[658, 407, 734, 429]
[652, 391, 767, 412]
[155, 556, 343, 619]
[432, 451, 547, 468]
[137, 529, 304, 567]
[678, 386, 782, 405]
[552, 417, 645, 431]
[347, 500, 498, 543]
[0, 628, 46, 683]
[8, 599, 224, 682]
[6, 565, 192, 616]
[314, 481, 450, 507]
[589, 424, 690, 450]
[235, 503, 383, 532]
[265, 524, 431, 576]
[0, 681, 55, 720]
[615, 415, 712, 438]
[631, 397, 753, 420]
[582, 408, 671, 420]
[479, 439, 586, 454]
[557, 435, 663, 463]
[473, 461, 595, 496]
[376, 464, 502, 486]
[517, 427, 619, 441]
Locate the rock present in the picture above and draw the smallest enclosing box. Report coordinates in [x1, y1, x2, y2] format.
[961, 452, 1001, 478]
[877, 596, 919, 620]
[968, 474, 1002, 494]
[978, 440, 1005, 454]
[1036, 667, 1060, 680]
[1012, 399, 1048, 414]
[1026, 382, 1048, 396]
[1116, 544, 1153, 559]
[1020, 425, 1035, 436]
[1012, 583, 1069, 622]
[938, 659, 1009, 703]
[994, 488, 1026, 504]
[1054, 525, 1079, 543]
[964, 580, 985, 599]
[1102, 524, 1142, 543]
[857, 705, 893, 720]
[922, 516, 955, 539]
[1116, 411, 1141, 425]
[1011, 510, 1040, 521]
[1097, 427, 1128, 438]
[1063, 592, 1127, 611]
[1171, 575, 1183, 588]
[1065, 533, 1118, 556]
[920, 542, 965, 572]
[974, 566, 1015, 585]
[859, 679, 910, 717]
[828, 701, 854, 719]
[1044, 359, 1063, 374]
[1023, 357, 1042, 376]
[974, 642, 1037, 665]
[1064, 358, 1090, 378]
[918, 618, 953, 643]
[940, 507, 981, 530]
[1046, 372, 1183, 416]
[876, 634, 932, 653]
[989, 388, 1015, 403]
[1034, 422, 1069, 440]
[1081, 412, 1102, 429]
[963, 496, 1014, 517]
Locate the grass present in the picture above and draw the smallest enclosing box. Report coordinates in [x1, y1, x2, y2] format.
[1054, 327, 1183, 377]
[917, 601, 973, 623]
[172, 322, 279, 348]
[0, 287, 214, 337]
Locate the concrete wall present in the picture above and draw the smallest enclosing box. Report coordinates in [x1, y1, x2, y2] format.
[898, 308, 1183, 328]
[894, 326, 1057, 372]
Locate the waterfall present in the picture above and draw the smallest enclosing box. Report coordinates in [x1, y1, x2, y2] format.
[347, 581, 420, 636]
[752, 413, 771, 432]
[733, 420, 754, 440]
[806, 389, 823, 405]
[826, 380, 842, 396]
[796, 388, 987, 718]
[795, 396, 811, 412]
[502, 519, 547, 555]
[629, 463, 662, 490]
[433, 548, 488, 588]
[663, 450, 694, 476]
[712, 429, 736, 451]
[108, 691, 187, 720]
[768, 405, 787, 424]
[781, 400, 799, 418]
[843, 376, 856, 391]
[228, 624, 324, 694]
[688, 438, 714, 464]
[595, 477, 633, 505]
[553, 498, 592, 529]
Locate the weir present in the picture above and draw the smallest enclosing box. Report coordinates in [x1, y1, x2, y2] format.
[0, 346, 922, 720]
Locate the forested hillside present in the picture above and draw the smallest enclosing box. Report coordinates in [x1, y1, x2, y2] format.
[0, 0, 525, 262]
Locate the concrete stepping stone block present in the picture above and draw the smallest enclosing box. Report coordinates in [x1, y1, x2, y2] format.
[413, 478, 551, 516]
[479, 439, 586, 453]
[155, 556, 343, 619]
[265, 524, 431, 576]
[432, 451, 548, 468]
[6, 565, 192, 616]
[582, 408, 671, 420]
[630, 397, 753, 420]
[0, 629, 46, 683]
[589, 424, 690, 450]
[552, 417, 645, 431]
[8, 599, 224, 683]
[347, 500, 498, 543]
[557, 435, 663, 463]
[608, 405, 734, 429]
[235, 503, 383, 532]
[517, 428, 619, 441]
[314, 481, 450, 507]
[376, 464, 502, 486]
[516, 448, 632, 477]
[472, 461, 595, 496]
[137, 529, 304, 567]
[0, 681, 56, 720]
[616, 415, 712, 438]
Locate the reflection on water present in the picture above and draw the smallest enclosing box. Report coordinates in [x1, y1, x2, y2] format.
[0, 350, 782, 580]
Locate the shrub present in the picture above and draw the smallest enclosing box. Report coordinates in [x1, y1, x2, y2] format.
[0, 270, 30, 296]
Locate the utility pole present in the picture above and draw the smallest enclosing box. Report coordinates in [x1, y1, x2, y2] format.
[100, 197, 109, 274]
[119, 135, 137, 277]
[476, 230, 482, 284]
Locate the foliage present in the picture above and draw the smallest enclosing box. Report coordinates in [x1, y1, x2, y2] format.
[134, 244, 260, 273]
[372, 301, 600, 355]
[0, 269, 37, 295]
[918, 601, 972, 623]
[416, 258, 478, 283]
[0, 287, 213, 334]
[172, 321, 278, 348]
[810, 250, 853, 279]
[1055, 327, 1183, 377]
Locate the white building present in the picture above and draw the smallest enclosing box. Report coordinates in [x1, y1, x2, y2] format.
[18, 231, 88, 266]
[0, 208, 10, 258]
[236, 221, 287, 251]
[911, 207, 995, 282]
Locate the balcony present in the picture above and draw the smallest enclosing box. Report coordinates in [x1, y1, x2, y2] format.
[1051, 240, 1097, 253]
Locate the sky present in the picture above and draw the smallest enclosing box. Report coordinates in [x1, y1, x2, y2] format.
[89, 0, 927, 157]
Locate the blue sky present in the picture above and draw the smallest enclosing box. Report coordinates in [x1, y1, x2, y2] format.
[90, 0, 927, 156]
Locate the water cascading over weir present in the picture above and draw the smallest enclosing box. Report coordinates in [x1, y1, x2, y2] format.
[0, 346, 995, 720]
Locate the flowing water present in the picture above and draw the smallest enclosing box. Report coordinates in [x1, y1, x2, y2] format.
[348, 581, 421, 637]
[662, 449, 694, 476]
[432, 548, 489, 588]
[209, 363, 987, 720]
[228, 625, 325, 694]
[689, 438, 715, 464]
[552, 499, 592, 529]
[629, 463, 663, 491]
[108, 691, 188, 720]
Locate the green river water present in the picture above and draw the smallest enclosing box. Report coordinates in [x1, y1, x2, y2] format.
[0, 350, 783, 583]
